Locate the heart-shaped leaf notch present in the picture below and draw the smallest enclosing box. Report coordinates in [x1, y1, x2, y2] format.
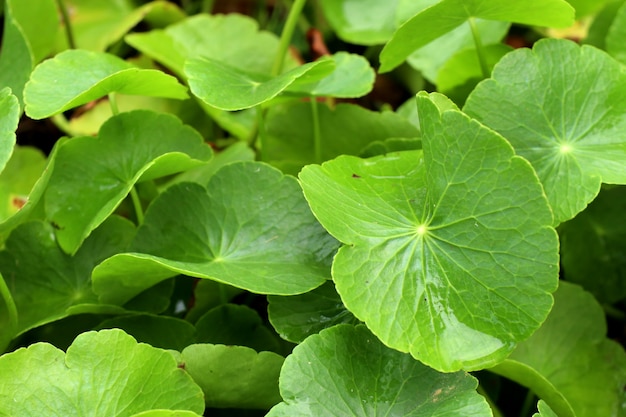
[299, 92, 559, 372]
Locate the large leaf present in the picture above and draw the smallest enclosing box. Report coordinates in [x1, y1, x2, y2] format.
[92, 162, 338, 304]
[43, 110, 212, 254]
[299, 93, 558, 372]
[559, 186, 626, 303]
[24, 49, 188, 119]
[0, 217, 134, 337]
[185, 57, 334, 111]
[0, 0, 58, 104]
[267, 324, 491, 416]
[268, 281, 359, 343]
[182, 343, 284, 409]
[490, 282, 626, 417]
[379, 0, 574, 72]
[464, 39, 626, 225]
[263, 102, 420, 174]
[56, 0, 185, 52]
[0, 329, 205, 416]
[0, 88, 19, 174]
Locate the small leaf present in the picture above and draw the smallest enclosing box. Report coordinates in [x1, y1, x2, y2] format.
[287, 52, 375, 98]
[195, 304, 280, 353]
[0, 217, 134, 336]
[93, 162, 338, 304]
[379, 0, 574, 72]
[44, 110, 212, 254]
[185, 57, 334, 111]
[300, 93, 558, 372]
[0, 329, 205, 415]
[490, 282, 626, 417]
[24, 49, 188, 119]
[97, 314, 197, 351]
[266, 324, 491, 417]
[464, 39, 626, 225]
[0, 146, 46, 222]
[533, 400, 558, 417]
[263, 102, 420, 174]
[182, 343, 284, 409]
[268, 281, 359, 343]
[0, 88, 20, 174]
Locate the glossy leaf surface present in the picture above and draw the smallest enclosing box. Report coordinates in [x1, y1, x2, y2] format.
[24, 50, 188, 119]
[465, 39, 626, 225]
[182, 343, 283, 409]
[185, 57, 334, 111]
[300, 93, 558, 372]
[44, 110, 212, 254]
[491, 282, 626, 417]
[0, 329, 205, 415]
[93, 163, 338, 304]
[0, 217, 134, 336]
[267, 324, 491, 416]
[379, 0, 574, 72]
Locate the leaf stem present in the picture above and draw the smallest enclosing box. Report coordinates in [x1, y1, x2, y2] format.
[129, 186, 144, 225]
[56, 0, 76, 49]
[271, 0, 307, 76]
[310, 97, 322, 163]
[0, 273, 18, 333]
[520, 389, 536, 417]
[108, 93, 120, 116]
[603, 303, 626, 320]
[468, 17, 490, 79]
[255, 106, 266, 159]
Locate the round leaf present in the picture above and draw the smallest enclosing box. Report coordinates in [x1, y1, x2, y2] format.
[93, 162, 338, 304]
[300, 93, 558, 372]
[464, 39, 626, 225]
[24, 49, 188, 119]
[182, 343, 284, 409]
[266, 324, 491, 416]
[44, 110, 213, 254]
[0, 329, 205, 416]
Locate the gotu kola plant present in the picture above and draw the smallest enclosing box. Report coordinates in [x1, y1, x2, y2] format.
[0, 0, 625, 416]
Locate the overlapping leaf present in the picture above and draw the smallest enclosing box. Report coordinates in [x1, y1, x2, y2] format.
[464, 39, 626, 225]
[182, 343, 284, 409]
[300, 93, 558, 372]
[0, 88, 19, 174]
[43, 110, 213, 254]
[93, 162, 338, 305]
[0, 146, 46, 223]
[0, 329, 205, 416]
[490, 282, 626, 417]
[24, 50, 188, 119]
[0, 217, 133, 337]
[268, 281, 359, 343]
[267, 324, 491, 416]
[379, 0, 574, 72]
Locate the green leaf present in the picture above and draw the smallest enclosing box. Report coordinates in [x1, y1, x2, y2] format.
[182, 343, 284, 409]
[96, 314, 197, 351]
[0, 0, 58, 104]
[584, 0, 625, 49]
[185, 280, 244, 323]
[286, 52, 375, 98]
[93, 162, 338, 304]
[464, 39, 626, 225]
[0, 329, 205, 415]
[24, 49, 188, 119]
[195, 304, 280, 353]
[263, 102, 420, 174]
[0, 217, 134, 336]
[0, 146, 46, 223]
[565, 0, 611, 17]
[0, 88, 19, 174]
[533, 401, 558, 417]
[0, 271, 17, 353]
[606, 2, 626, 64]
[131, 411, 203, 417]
[319, 0, 399, 45]
[267, 324, 491, 416]
[185, 57, 334, 111]
[490, 282, 626, 417]
[299, 93, 558, 372]
[43, 110, 212, 254]
[359, 138, 422, 158]
[268, 281, 359, 343]
[559, 186, 626, 303]
[56, 0, 184, 52]
[379, 0, 575, 72]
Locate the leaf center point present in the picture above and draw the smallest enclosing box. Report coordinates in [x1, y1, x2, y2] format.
[416, 224, 429, 236]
